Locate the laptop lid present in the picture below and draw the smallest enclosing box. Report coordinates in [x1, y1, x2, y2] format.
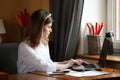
[71, 37, 111, 71]
[98, 37, 111, 67]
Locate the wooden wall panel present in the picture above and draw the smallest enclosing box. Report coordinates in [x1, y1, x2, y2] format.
[0, 0, 49, 42]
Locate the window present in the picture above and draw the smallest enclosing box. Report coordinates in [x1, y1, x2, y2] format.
[107, 0, 120, 52]
[116, 0, 120, 40]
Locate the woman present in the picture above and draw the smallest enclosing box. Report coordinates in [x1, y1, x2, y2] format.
[17, 9, 83, 73]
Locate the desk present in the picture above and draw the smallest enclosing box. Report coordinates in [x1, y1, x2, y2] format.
[8, 67, 120, 80]
[0, 72, 8, 80]
[78, 54, 120, 62]
[78, 54, 120, 69]
[8, 73, 63, 80]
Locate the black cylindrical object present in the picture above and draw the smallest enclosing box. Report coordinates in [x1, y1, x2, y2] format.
[105, 32, 114, 55]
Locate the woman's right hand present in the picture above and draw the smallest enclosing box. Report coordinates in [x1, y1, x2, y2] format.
[56, 59, 78, 71]
[56, 59, 88, 71]
[66, 59, 80, 68]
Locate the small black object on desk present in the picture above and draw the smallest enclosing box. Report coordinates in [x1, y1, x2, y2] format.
[105, 32, 114, 55]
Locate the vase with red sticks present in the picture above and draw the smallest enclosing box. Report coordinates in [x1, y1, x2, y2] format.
[86, 22, 104, 54]
[15, 8, 29, 40]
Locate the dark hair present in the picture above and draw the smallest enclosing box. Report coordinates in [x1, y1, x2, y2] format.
[26, 9, 53, 48]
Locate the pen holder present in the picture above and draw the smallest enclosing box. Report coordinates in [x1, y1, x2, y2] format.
[87, 35, 101, 54]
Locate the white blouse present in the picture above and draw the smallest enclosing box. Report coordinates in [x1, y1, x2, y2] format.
[17, 41, 56, 73]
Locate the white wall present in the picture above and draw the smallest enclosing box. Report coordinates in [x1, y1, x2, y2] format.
[77, 0, 107, 54]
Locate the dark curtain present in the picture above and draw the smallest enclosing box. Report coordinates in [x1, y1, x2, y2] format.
[64, 0, 84, 60]
[49, 0, 84, 61]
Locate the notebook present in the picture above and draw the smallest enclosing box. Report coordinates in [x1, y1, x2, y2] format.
[72, 37, 111, 71]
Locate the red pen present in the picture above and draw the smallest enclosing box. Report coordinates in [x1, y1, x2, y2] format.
[95, 22, 98, 35]
[24, 8, 29, 27]
[87, 23, 92, 35]
[15, 15, 22, 26]
[91, 24, 94, 35]
[98, 22, 104, 35]
[89, 23, 94, 35]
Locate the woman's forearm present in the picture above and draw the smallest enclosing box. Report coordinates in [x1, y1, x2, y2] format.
[56, 63, 71, 71]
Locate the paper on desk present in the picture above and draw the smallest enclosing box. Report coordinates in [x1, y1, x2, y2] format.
[66, 70, 109, 77]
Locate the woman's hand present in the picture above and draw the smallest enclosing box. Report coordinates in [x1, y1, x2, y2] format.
[68, 59, 88, 66]
[56, 59, 79, 71]
[75, 59, 88, 65]
[56, 59, 88, 71]
[66, 59, 82, 68]
[69, 59, 80, 65]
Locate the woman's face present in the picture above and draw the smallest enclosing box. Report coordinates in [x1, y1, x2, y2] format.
[42, 23, 52, 38]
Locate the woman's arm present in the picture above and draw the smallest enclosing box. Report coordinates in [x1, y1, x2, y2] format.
[18, 42, 56, 73]
[56, 61, 73, 71]
[55, 59, 82, 71]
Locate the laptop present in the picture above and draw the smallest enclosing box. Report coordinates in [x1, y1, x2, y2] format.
[72, 37, 111, 71]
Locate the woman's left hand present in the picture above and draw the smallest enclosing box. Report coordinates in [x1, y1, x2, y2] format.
[70, 59, 82, 65]
[71, 59, 88, 65]
[75, 59, 88, 65]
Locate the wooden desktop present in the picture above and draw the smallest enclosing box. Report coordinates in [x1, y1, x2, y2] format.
[7, 67, 120, 80]
[1, 55, 120, 80]
[0, 72, 8, 80]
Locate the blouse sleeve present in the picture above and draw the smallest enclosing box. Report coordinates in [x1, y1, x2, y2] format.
[18, 42, 56, 72]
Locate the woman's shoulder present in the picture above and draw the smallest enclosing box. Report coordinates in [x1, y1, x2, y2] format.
[19, 40, 30, 48]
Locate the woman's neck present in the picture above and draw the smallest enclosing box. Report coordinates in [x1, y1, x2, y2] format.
[40, 37, 49, 46]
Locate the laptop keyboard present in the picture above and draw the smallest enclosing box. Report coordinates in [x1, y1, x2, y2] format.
[83, 64, 97, 68]
[72, 64, 102, 71]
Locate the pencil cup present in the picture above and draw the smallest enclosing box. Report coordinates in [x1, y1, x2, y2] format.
[87, 35, 101, 54]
